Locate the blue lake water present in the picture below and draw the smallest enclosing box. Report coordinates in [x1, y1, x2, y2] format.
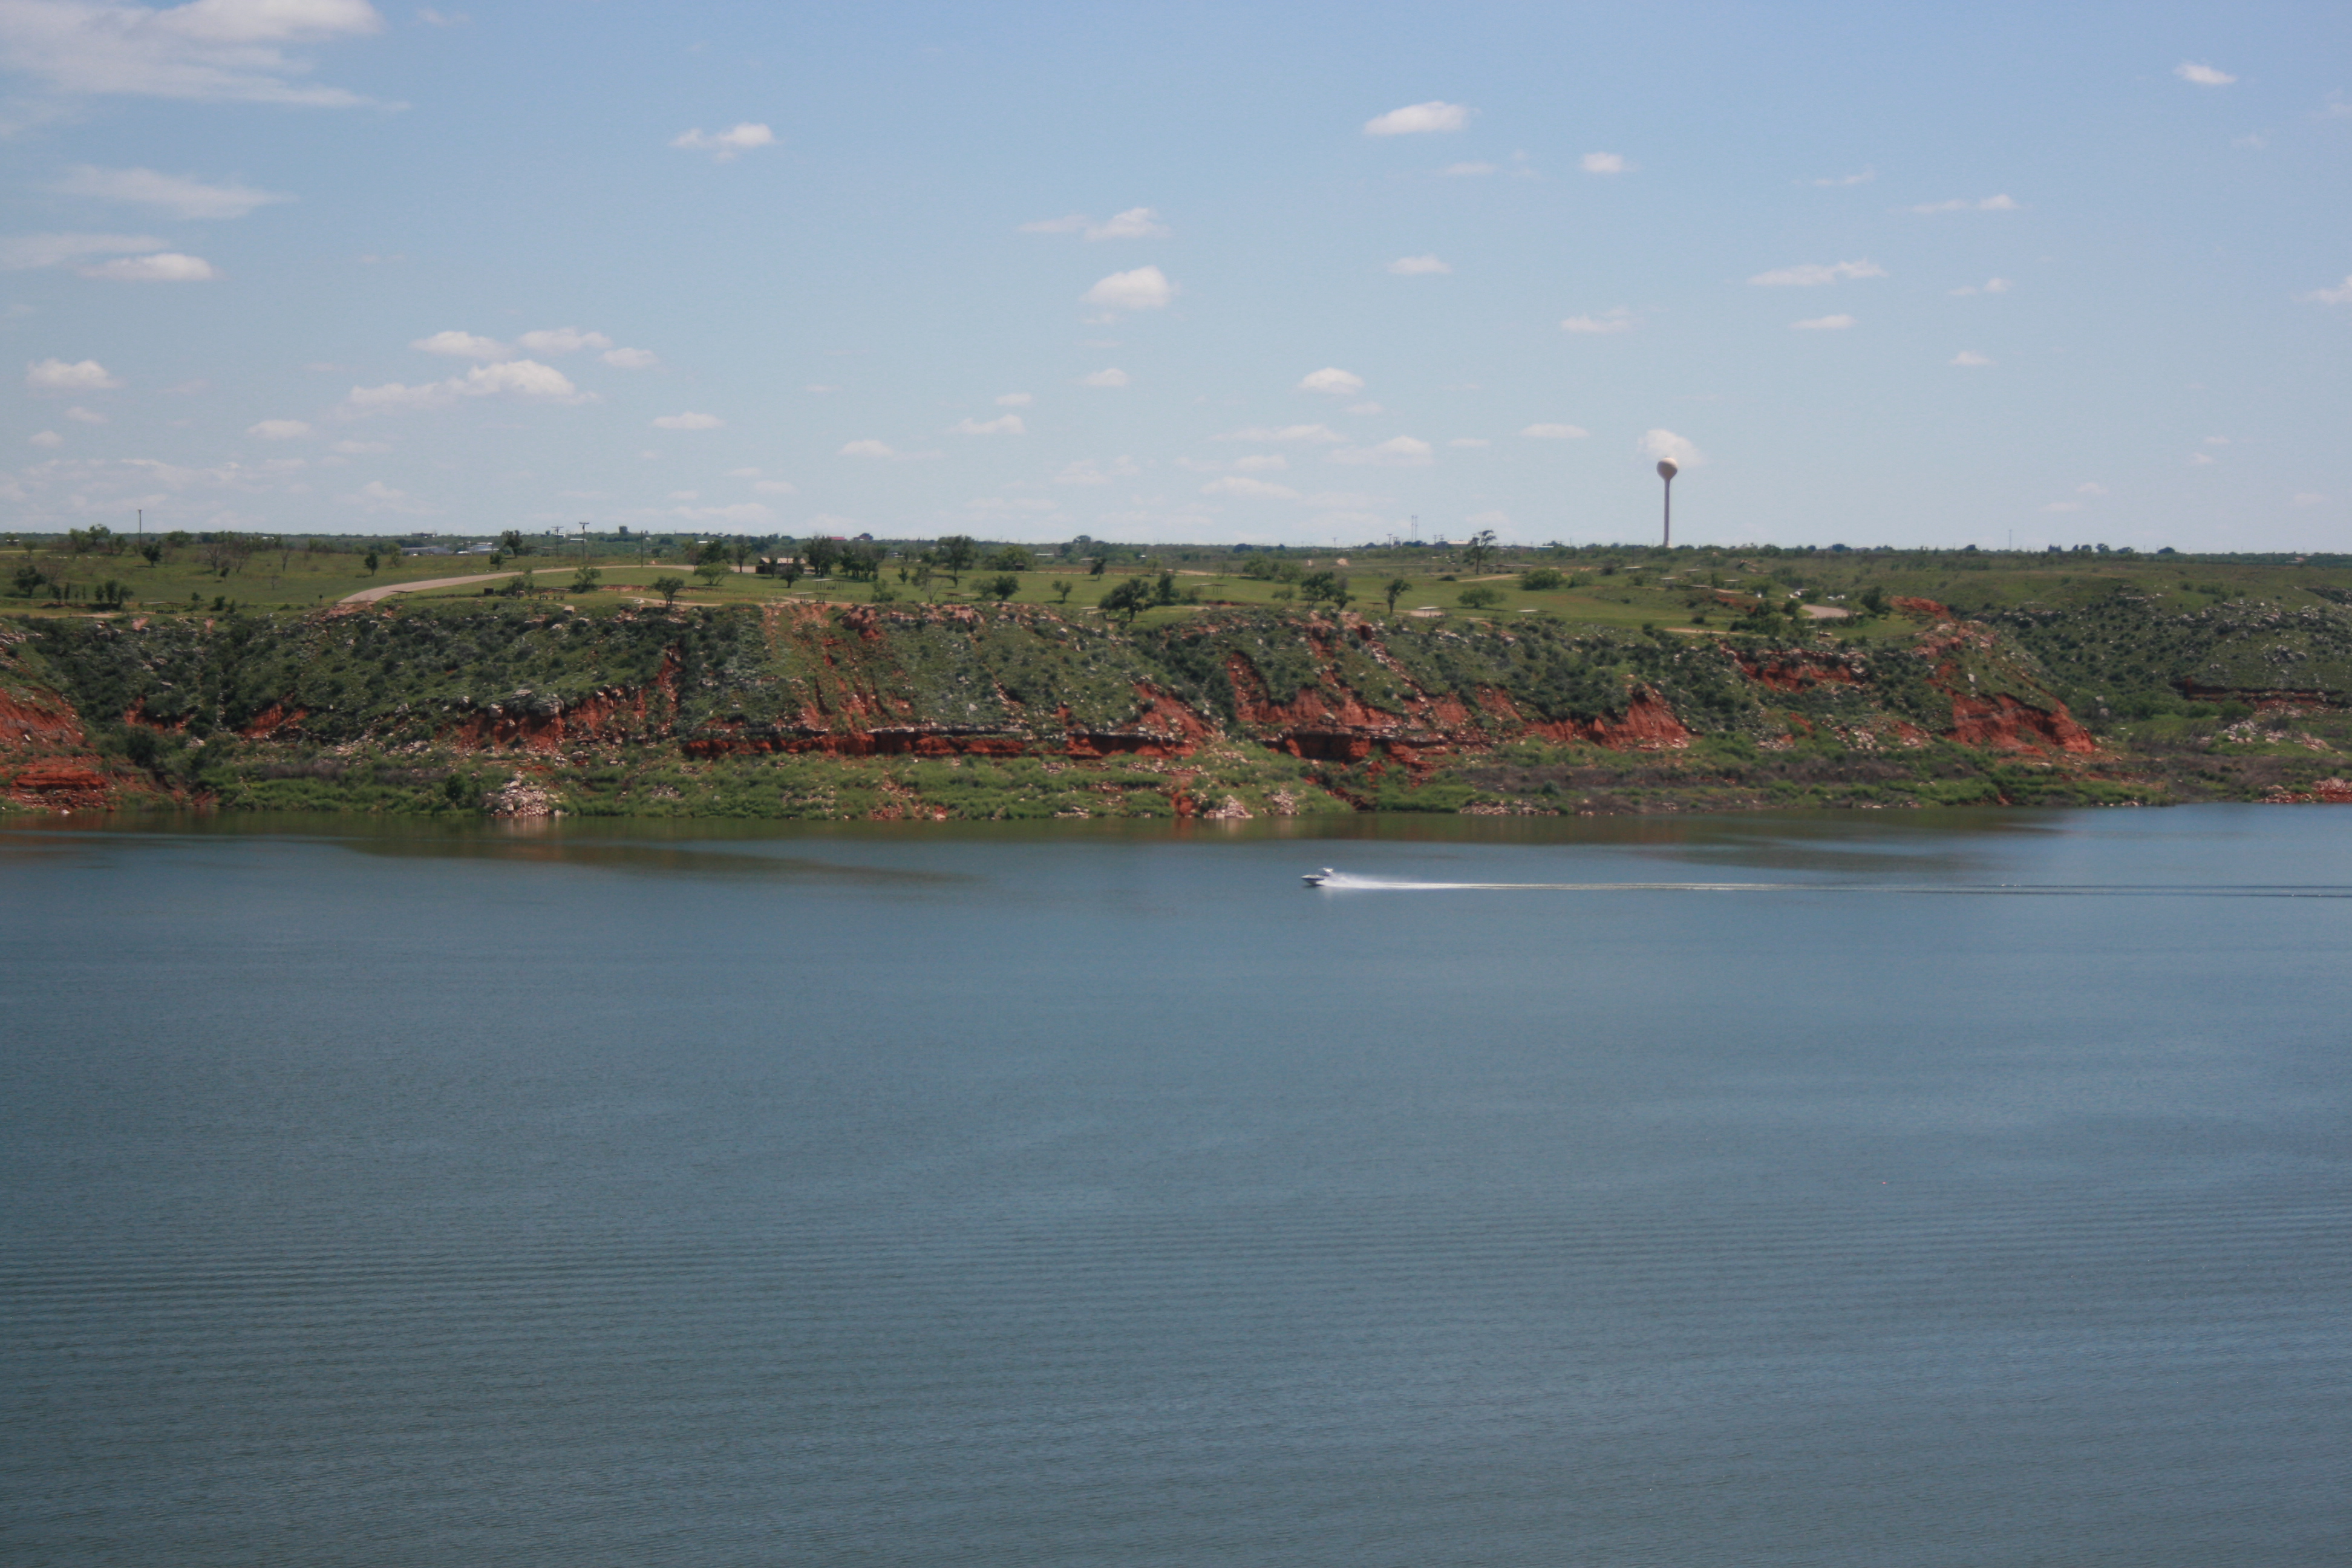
[2, 806, 2348, 1566]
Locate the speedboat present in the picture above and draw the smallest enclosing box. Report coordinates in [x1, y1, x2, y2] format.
[1302, 867, 1336, 887]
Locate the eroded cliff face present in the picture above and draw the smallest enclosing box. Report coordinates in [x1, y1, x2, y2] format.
[2, 602, 2110, 816]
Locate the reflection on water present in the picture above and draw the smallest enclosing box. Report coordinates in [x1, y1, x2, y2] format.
[3, 805, 2349, 1568]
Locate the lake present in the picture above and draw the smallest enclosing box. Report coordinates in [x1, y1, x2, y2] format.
[2, 806, 2347, 1566]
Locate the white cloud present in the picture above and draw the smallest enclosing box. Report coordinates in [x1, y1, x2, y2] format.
[2292, 492, 2327, 506]
[1951, 350, 1993, 367]
[29, 429, 63, 447]
[64, 404, 106, 423]
[1364, 100, 1470, 136]
[1447, 437, 1490, 448]
[1018, 214, 1088, 234]
[2175, 62, 2235, 87]
[1232, 453, 1288, 472]
[2077, 483, 2109, 496]
[1949, 277, 2014, 296]
[0, 232, 166, 270]
[670, 122, 774, 160]
[1330, 435, 1433, 467]
[2190, 451, 2215, 465]
[1812, 169, 1875, 186]
[652, 411, 722, 430]
[1081, 265, 1175, 311]
[995, 391, 1033, 407]
[601, 347, 659, 368]
[726, 466, 762, 478]
[1440, 161, 1495, 177]
[79, 250, 216, 280]
[1521, 423, 1589, 440]
[341, 478, 434, 515]
[1086, 207, 1169, 240]
[1792, 313, 1856, 330]
[1079, 367, 1129, 388]
[1749, 259, 1887, 286]
[1906, 194, 2018, 213]
[2042, 500, 2083, 513]
[2204, 435, 2230, 446]
[949, 413, 1024, 435]
[0, 0, 388, 107]
[51, 164, 292, 220]
[345, 358, 583, 411]
[1638, 428, 1702, 468]
[1297, 367, 1365, 396]
[1561, 307, 1635, 334]
[1579, 152, 1628, 174]
[25, 356, 120, 390]
[1053, 456, 1140, 485]
[1218, 423, 1344, 443]
[2302, 275, 2352, 305]
[516, 326, 612, 354]
[247, 419, 311, 439]
[1387, 253, 1451, 275]
[411, 329, 507, 359]
[839, 439, 896, 457]
[1202, 474, 1302, 500]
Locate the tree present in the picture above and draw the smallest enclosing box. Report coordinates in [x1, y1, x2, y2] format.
[730, 537, 755, 570]
[803, 535, 841, 578]
[138, 540, 163, 567]
[570, 563, 602, 593]
[498, 529, 531, 557]
[984, 544, 1029, 572]
[653, 575, 687, 606]
[1858, 585, 1889, 618]
[362, 550, 381, 577]
[1087, 556, 1106, 577]
[1457, 585, 1505, 609]
[936, 534, 978, 585]
[1100, 575, 1154, 626]
[980, 573, 1019, 601]
[1518, 567, 1565, 590]
[1464, 529, 1498, 575]
[696, 537, 730, 567]
[777, 557, 805, 588]
[1384, 576, 1411, 613]
[93, 578, 132, 608]
[1052, 581, 1072, 605]
[1298, 570, 1350, 609]
[694, 559, 729, 587]
[10, 562, 44, 598]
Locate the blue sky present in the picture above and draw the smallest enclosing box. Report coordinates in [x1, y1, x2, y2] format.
[2, 1, 2346, 548]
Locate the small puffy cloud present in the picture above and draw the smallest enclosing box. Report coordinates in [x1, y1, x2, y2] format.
[26, 356, 120, 391]
[1364, 100, 1470, 136]
[601, 347, 659, 368]
[247, 419, 312, 439]
[1082, 265, 1175, 312]
[1330, 435, 1434, 467]
[516, 327, 612, 354]
[1638, 428, 1702, 468]
[1218, 423, 1344, 443]
[342, 479, 435, 515]
[51, 165, 291, 220]
[1447, 437, 1490, 448]
[2078, 483, 2109, 495]
[411, 328, 508, 358]
[1086, 207, 1169, 240]
[2204, 435, 2230, 446]
[839, 439, 896, 457]
[995, 391, 1033, 407]
[1907, 194, 2018, 213]
[670, 123, 775, 160]
[79, 250, 217, 281]
[345, 358, 583, 411]
[1441, 161, 1495, 177]
[1792, 313, 1856, 330]
[1388, 253, 1451, 275]
[1298, 367, 1365, 396]
[652, 411, 722, 430]
[2190, 451, 2215, 465]
[0, 0, 388, 108]
[1951, 350, 1993, 367]
[29, 429, 63, 447]
[65, 404, 106, 423]
[2175, 62, 2235, 87]
[1561, 307, 1635, 334]
[1079, 367, 1130, 388]
[1579, 152, 1628, 175]
[1202, 474, 1302, 500]
[2292, 492, 2327, 506]
[0, 232, 168, 270]
[1950, 277, 2014, 296]
[2302, 276, 2352, 305]
[949, 413, 1025, 435]
[1053, 456, 1140, 485]
[1232, 454, 1288, 472]
[1812, 169, 1875, 186]
[1522, 423, 1589, 440]
[1750, 259, 1886, 286]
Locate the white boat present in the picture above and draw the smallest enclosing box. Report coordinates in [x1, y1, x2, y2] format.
[1302, 867, 1336, 887]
